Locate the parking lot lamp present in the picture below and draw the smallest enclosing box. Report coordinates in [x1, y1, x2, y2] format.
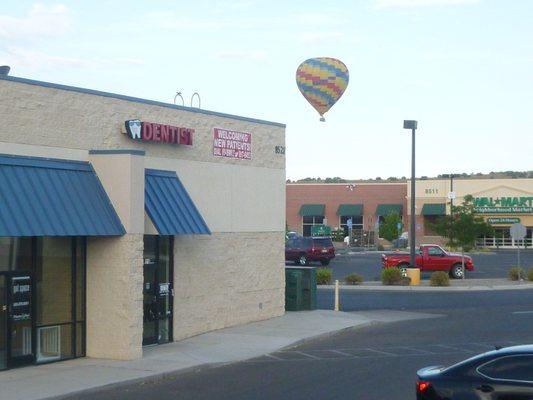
[403, 120, 418, 268]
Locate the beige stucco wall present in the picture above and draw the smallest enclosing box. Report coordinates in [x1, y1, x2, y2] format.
[172, 232, 285, 341]
[0, 77, 286, 359]
[0, 79, 284, 170]
[86, 234, 144, 360]
[408, 179, 533, 237]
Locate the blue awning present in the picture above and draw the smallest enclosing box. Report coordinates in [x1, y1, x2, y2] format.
[145, 169, 210, 235]
[0, 154, 125, 236]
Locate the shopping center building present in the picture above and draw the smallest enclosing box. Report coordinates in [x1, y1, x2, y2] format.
[287, 178, 533, 247]
[0, 72, 286, 370]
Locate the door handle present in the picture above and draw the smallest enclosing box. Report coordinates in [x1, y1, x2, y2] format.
[476, 384, 494, 393]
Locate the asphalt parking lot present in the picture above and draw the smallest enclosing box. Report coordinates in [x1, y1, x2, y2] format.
[286, 249, 533, 281]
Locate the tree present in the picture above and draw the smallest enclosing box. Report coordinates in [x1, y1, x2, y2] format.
[432, 195, 494, 278]
[378, 212, 402, 245]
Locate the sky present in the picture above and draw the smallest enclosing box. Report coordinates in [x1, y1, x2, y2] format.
[0, 0, 532, 180]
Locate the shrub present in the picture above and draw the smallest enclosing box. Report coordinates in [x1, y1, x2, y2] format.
[345, 273, 363, 285]
[528, 268, 533, 282]
[509, 267, 525, 281]
[381, 267, 402, 285]
[316, 268, 333, 285]
[331, 228, 345, 242]
[377, 244, 385, 251]
[430, 271, 450, 287]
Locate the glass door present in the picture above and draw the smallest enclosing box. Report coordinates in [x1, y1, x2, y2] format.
[8, 274, 34, 367]
[0, 274, 6, 370]
[142, 236, 173, 346]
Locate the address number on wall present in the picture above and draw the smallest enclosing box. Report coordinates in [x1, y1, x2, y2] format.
[275, 146, 285, 155]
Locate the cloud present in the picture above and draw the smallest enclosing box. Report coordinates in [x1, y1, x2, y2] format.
[293, 13, 338, 26]
[296, 31, 346, 44]
[0, 3, 72, 40]
[215, 50, 267, 61]
[142, 11, 240, 31]
[374, 0, 480, 9]
[0, 47, 145, 70]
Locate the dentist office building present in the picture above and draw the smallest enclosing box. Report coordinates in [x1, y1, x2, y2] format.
[0, 71, 286, 370]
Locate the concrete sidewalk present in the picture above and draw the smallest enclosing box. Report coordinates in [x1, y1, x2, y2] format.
[322, 278, 533, 291]
[0, 309, 437, 400]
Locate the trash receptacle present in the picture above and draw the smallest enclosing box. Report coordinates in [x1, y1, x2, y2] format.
[285, 267, 317, 311]
[406, 268, 420, 285]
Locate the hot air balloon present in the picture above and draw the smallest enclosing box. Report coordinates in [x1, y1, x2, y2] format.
[296, 57, 349, 121]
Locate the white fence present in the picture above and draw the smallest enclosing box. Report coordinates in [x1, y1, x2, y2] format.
[476, 237, 533, 248]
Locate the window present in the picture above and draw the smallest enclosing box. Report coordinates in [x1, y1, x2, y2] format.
[35, 237, 86, 363]
[428, 247, 445, 257]
[478, 355, 533, 381]
[302, 215, 324, 237]
[0, 237, 86, 365]
[0, 238, 32, 272]
[339, 216, 363, 236]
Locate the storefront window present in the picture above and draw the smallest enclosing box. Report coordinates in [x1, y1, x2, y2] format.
[0, 238, 32, 272]
[340, 216, 363, 236]
[143, 236, 173, 346]
[302, 216, 324, 237]
[36, 238, 72, 326]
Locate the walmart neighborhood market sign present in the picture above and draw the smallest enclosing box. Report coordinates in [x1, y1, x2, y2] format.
[474, 196, 533, 214]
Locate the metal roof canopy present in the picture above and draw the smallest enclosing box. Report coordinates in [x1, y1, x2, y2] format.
[337, 204, 363, 216]
[0, 154, 125, 236]
[145, 169, 211, 235]
[299, 204, 325, 216]
[421, 203, 446, 216]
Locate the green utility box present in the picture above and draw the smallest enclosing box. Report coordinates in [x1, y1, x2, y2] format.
[285, 267, 317, 311]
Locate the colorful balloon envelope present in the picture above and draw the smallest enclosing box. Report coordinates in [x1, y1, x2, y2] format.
[296, 57, 349, 121]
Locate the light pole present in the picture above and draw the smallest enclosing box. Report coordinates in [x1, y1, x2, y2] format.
[403, 120, 418, 268]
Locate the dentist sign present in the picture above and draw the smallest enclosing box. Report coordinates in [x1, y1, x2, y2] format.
[124, 119, 193, 146]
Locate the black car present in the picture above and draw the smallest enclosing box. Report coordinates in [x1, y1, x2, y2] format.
[417, 345, 533, 399]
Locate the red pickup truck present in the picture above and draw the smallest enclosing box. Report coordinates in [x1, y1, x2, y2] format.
[381, 244, 474, 279]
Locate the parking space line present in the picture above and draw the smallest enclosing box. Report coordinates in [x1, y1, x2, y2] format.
[265, 354, 283, 361]
[363, 348, 397, 356]
[434, 344, 469, 352]
[293, 351, 322, 360]
[512, 311, 533, 314]
[329, 350, 353, 357]
[395, 346, 435, 355]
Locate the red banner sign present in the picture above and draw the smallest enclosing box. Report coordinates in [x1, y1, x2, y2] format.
[125, 119, 193, 146]
[213, 128, 252, 160]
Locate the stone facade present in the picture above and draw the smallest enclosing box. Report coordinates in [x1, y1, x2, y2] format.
[86, 234, 144, 360]
[0, 79, 284, 170]
[173, 232, 285, 341]
[0, 75, 286, 361]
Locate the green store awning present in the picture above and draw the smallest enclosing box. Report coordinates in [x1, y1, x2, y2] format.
[376, 204, 403, 216]
[337, 204, 363, 216]
[299, 204, 325, 216]
[421, 203, 446, 216]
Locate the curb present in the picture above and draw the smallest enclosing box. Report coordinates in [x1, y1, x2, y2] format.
[42, 363, 221, 400]
[41, 318, 377, 400]
[318, 283, 533, 292]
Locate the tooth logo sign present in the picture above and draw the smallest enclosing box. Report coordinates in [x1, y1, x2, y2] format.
[124, 119, 193, 146]
[126, 119, 142, 139]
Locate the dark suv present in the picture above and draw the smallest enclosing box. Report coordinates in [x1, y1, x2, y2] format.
[285, 236, 335, 266]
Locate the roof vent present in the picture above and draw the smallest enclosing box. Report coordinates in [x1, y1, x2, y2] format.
[0, 66, 10, 76]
